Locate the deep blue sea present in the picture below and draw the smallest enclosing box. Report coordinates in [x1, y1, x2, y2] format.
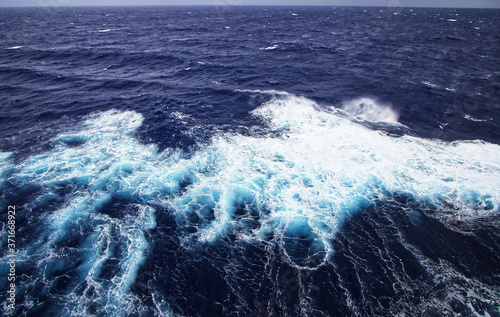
[1, 5, 500, 317]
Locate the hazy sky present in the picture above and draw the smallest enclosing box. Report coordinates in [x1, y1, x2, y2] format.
[1, 0, 499, 8]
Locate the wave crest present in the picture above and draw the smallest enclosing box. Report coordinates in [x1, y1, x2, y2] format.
[341, 97, 400, 123]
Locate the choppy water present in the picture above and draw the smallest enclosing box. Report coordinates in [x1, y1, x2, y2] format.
[0, 6, 499, 317]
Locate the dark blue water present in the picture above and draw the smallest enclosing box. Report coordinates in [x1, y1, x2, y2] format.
[0, 6, 499, 317]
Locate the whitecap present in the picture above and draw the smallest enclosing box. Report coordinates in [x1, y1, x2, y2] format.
[0, 152, 12, 187]
[236, 88, 290, 95]
[261, 44, 279, 51]
[422, 81, 439, 89]
[7, 110, 158, 315]
[340, 97, 399, 123]
[3, 92, 500, 293]
[463, 114, 492, 122]
[170, 111, 192, 124]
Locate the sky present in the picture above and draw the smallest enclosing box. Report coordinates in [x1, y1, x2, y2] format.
[1, 0, 499, 8]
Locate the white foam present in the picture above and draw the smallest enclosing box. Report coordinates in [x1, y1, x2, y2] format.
[0, 152, 12, 169]
[13, 100, 500, 266]
[7, 46, 23, 50]
[422, 81, 439, 89]
[463, 114, 492, 122]
[0, 152, 12, 188]
[151, 291, 176, 317]
[236, 88, 290, 96]
[10, 110, 159, 315]
[340, 97, 400, 123]
[169, 94, 499, 266]
[251, 94, 499, 216]
[3, 93, 500, 313]
[261, 44, 279, 51]
[98, 29, 111, 33]
[170, 111, 192, 123]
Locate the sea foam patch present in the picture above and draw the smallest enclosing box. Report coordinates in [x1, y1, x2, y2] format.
[7, 110, 161, 316]
[341, 97, 400, 123]
[172, 94, 500, 267]
[1, 93, 500, 315]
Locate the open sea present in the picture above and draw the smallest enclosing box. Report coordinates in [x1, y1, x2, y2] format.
[0, 5, 500, 316]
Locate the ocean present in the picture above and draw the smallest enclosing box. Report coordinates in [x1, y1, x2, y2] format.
[0, 5, 499, 316]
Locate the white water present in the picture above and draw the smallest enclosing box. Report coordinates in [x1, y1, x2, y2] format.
[1, 93, 500, 314]
[341, 97, 400, 123]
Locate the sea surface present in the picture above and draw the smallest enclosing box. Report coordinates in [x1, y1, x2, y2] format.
[0, 5, 500, 317]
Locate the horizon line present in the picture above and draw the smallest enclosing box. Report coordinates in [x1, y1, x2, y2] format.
[1, 4, 499, 9]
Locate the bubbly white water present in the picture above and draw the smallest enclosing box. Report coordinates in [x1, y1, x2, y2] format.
[261, 44, 279, 51]
[1, 93, 499, 315]
[341, 97, 400, 123]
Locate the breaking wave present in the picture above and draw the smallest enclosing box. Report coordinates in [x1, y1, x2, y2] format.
[341, 97, 400, 123]
[1, 93, 499, 315]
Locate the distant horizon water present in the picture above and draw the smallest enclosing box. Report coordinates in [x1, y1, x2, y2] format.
[1, 0, 500, 9]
